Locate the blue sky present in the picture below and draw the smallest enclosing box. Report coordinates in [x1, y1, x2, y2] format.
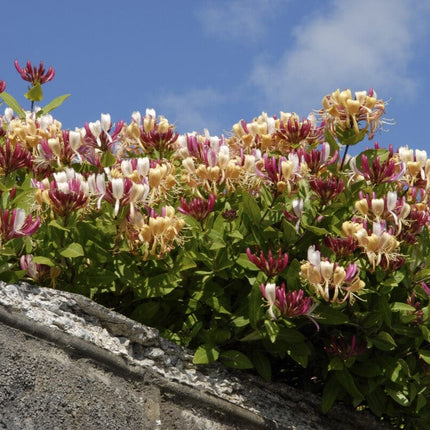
[1, 0, 430, 155]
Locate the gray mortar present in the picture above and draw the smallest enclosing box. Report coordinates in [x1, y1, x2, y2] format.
[0, 281, 392, 429]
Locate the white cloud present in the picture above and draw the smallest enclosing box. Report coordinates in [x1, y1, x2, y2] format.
[250, 0, 430, 115]
[197, 0, 285, 41]
[156, 88, 227, 135]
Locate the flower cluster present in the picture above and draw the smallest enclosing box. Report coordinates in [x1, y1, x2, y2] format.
[300, 246, 365, 303]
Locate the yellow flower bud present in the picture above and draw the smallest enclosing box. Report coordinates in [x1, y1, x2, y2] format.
[158, 117, 170, 134]
[149, 167, 162, 187]
[334, 266, 346, 286]
[355, 199, 369, 215]
[48, 137, 61, 157]
[371, 198, 385, 217]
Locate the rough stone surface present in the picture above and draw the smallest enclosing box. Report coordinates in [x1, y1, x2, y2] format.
[0, 282, 392, 429]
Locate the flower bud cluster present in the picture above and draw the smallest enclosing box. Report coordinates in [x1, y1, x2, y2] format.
[125, 206, 185, 259]
[300, 245, 365, 303]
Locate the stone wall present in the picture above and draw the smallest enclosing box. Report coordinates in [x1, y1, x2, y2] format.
[0, 282, 392, 430]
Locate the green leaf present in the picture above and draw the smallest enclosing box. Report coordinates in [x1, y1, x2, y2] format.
[242, 192, 261, 224]
[321, 373, 341, 413]
[236, 253, 260, 271]
[39, 94, 70, 115]
[240, 330, 263, 342]
[209, 241, 226, 250]
[100, 151, 117, 168]
[391, 302, 416, 312]
[24, 84, 43, 102]
[31, 256, 56, 267]
[264, 319, 279, 343]
[0, 92, 26, 117]
[368, 331, 397, 351]
[220, 350, 253, 369]
[283, 258, 301, 287]
[0, 247, 17, 257]
[324, 129, 339, 154]
[336, 125, 367, 146]
[386, 387, 411, 407]
[49, 220, 70, 232]
[60, 242, 85, 258]
[249, 284, 265, 329]
[193, 344, 219, 364]
[366, 387, 387, 416]
[0, 270, 26, 283]
[130, 302, 160, 325]
[174, 253, 197, 272]
[314, 305, 348, 325]
[287, 342, 310, 367]
[301, 220, 330, 236]
[351, 361, 381, 378]
[419, 349, 430, 365]
[251, 350, 271, 381]
[138, 273, 179, 298]
[328, 356, 344, 371]
[335, 369, 364, 402]
[277, 327, 306, 344]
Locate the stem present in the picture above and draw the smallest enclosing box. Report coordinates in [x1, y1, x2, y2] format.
[30, 100, 34, 113]
[340, 145, 350, 170]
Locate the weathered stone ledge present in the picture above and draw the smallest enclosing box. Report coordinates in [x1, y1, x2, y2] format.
[0, 281, 391, 429]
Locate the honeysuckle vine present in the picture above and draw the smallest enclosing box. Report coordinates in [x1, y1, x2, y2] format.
[1, 61, 430, 428]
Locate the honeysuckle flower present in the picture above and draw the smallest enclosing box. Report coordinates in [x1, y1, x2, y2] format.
[406, 293, 424, 325]
[0, 139, 33, 175]
[297, 143, 338, 176]
[145, 108, 156, 118]
[277, 112, 324, 148]
[87, 172, 107, 209]
[261, 282, 319, 328]
[320, 88, 385, 140]
[111, 178, 126, 216]
[20, 254, 50, 283]
[350, 146, 405, 185]
[354, 222, 401, 270]
[323, 235, 357, 257]
[221, 209, 237, 221]
[125, 205, 185, 259]
[354, 191, 411, 235]
[38, 114, 54, 131]
[307, 245, 321, 267]
[14, 60, 55, 86]
[421, 282, 430, 295]
[36, 131, 79, 168]
[246, 246, 289, 278]
[47, 175, 89, 217]
[88, 120, 102, 147]
[131, 111, 142, 125]
[325, 334, 366, 361]
[309, 175, 345, 205]
[0, 208, 40, 243]
[257, 154, 293, 193]
[398, 146, 428, 181]
[84, 115, 123, 155]
[4, 107, 14, 123]
[300, 246, 364, 303]
[101, 113, 112, 140]
[120, 157, 150, 179]
[177, 194, 216, 222]
[139, 114, 179, 156]
[397, 205, 430, 244]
